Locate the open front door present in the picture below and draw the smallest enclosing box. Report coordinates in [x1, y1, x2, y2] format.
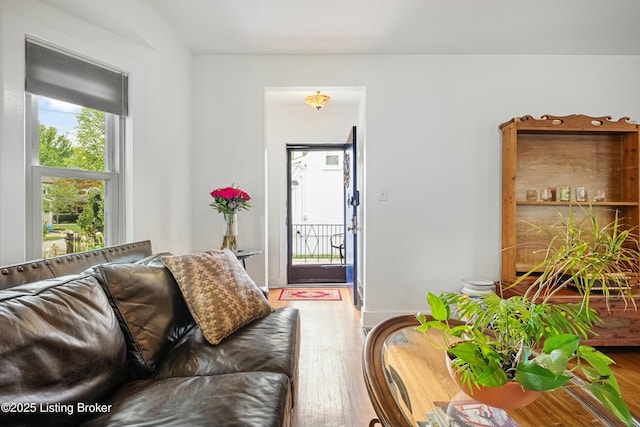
[343, 126, 360, 305]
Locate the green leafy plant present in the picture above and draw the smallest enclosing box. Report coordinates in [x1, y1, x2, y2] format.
[417, 207, 637, 426]
[519, 206, 639, 310]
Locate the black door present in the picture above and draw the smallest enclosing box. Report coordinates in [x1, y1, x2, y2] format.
[287, 144, 347, 284]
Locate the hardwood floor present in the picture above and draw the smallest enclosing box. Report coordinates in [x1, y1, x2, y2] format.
[269, 287, 377, 427]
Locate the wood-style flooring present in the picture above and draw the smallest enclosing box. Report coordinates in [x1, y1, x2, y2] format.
[269, 287, 377, 427]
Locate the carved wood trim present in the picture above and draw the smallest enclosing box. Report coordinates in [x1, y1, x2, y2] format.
[500, 114, 638, 132]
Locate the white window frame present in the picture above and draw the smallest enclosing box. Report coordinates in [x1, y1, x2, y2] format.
[25, 94, 125, 259]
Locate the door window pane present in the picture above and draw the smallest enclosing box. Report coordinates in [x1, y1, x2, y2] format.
[290, 150, 344, 264]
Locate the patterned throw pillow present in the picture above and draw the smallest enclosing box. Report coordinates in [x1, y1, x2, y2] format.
[161, 249, 274, 345]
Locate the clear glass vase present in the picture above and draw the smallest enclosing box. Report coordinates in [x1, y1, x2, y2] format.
[221, 212, 238, 251]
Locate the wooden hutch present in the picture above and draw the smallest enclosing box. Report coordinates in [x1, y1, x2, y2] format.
[500, 114, 640, 346]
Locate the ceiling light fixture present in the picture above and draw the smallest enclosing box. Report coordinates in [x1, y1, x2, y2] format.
[305, 90, 331, 110]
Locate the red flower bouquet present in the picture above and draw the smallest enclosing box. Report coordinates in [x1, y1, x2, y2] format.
[209, 185, 251, 215]
[209, 185, 251, 251]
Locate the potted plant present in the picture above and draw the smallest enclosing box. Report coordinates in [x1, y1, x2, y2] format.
[521, 206, 639, 304]
[417, 207, 637, 426]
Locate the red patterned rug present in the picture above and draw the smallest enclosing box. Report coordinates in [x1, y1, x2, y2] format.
[277, 288, 342, 301]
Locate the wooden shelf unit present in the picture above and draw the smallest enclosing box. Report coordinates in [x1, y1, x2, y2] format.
[500, 115, 640, 346]
[501, 114, 640, 284]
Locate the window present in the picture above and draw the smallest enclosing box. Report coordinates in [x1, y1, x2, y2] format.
[25, 39, 128, 258]
[325, 154, 340, 166]
[324, 153, 342, 171]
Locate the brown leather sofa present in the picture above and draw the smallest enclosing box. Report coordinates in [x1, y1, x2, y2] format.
[0, 241, 299, 427]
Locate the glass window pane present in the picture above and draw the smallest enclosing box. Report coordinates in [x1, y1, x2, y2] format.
[42, 177, 105, 257]
[38, 96, 105, 172]
[326, 154, 339, 166]
[290, 150, 344, 264]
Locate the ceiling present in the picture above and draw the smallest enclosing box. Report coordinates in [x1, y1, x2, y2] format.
[37, 0, 640, 108]
[147, 0, 640, 55]
[38, 0, 640, 56]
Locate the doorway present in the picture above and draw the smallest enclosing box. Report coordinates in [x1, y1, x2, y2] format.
[287, 145, 346, 283]
[264, 86, 365, 296]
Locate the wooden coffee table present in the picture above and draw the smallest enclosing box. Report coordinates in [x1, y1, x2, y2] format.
[362, 315, 636, 427]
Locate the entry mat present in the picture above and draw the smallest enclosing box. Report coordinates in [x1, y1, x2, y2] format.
[277, 288, 342, 301]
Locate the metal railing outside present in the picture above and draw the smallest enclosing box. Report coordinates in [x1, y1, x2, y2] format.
[292, 223, 344, 263]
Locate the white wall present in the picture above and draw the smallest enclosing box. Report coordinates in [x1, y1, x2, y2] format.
[0, 0, 193, 263]
[192, 54, 640, 326]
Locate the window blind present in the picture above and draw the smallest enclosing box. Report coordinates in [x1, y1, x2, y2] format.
[25, 40, 128, 116]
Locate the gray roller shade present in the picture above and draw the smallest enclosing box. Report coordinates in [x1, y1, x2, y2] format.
[26, 40, 128, 116]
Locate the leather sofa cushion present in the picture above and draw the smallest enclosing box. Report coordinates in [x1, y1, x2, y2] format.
[94, 257, 195, 377]
[153, 307, 300, 385]
[161, 250, 274, 345]
[0, 275, 129, 427]
[82, 372, 291, 427]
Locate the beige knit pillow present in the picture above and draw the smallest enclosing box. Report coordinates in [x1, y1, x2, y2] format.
[161, 249, 273, 345]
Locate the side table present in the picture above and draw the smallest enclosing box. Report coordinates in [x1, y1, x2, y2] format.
[234, 249, 262, 269]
